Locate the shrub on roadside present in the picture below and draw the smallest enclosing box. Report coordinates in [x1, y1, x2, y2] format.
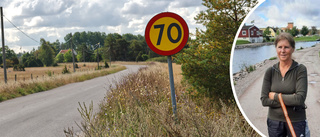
[64, 64, 259, 136]
[13, 64, 25, 71]
[62, 65, 70, 74]
[104, 61, 109, 68]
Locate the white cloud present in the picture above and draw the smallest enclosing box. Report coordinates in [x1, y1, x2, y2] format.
[23, 16, 43, 27]
[107, 25, 123, 34]
[1, 0, 206, 53]
[246, 0, 320, 29]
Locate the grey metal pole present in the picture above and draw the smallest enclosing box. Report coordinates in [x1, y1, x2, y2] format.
[70, 33, 75, 72]
[167, 55, 177, 116]
[97, 43, 99, 69]
[1, 7, 7, 84]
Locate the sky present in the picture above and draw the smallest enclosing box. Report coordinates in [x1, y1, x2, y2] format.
[0, 0, 206, 53]
[245, 0, 320, 29]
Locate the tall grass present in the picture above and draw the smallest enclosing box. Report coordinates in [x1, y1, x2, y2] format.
[0, 65, 126, 102]
[65, 64, 259, 136]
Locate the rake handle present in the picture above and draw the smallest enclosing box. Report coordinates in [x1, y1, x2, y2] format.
[278, 93, 296, 137]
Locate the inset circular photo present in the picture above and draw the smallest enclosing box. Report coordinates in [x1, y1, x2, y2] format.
[231, 0, 320, 136]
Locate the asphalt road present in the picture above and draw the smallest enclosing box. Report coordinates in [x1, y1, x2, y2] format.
[0, 65, 145, 137]
[237, 44, 320, 136]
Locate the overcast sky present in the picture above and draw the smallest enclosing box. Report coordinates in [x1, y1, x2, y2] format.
[0, 0, 207, 53]
[245, 0, 320, 29]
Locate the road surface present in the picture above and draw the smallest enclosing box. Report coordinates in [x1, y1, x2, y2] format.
[237, 44, 320, 136]
[0, 65, 145, 137]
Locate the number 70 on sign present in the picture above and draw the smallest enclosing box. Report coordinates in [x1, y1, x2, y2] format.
[145, 12, 189, 56]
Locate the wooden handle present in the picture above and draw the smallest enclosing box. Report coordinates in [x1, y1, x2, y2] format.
[278, 93, 296, 137]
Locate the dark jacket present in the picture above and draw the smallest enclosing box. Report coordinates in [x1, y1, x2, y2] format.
[260, 60, 308, 122]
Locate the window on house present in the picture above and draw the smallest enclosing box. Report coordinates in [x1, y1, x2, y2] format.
[251, 30, 254, 36]
[242, 30, 246, 35]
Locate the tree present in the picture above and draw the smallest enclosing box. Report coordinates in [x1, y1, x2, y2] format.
[64, 49, 73, 63]
[55, 53, 64, 63]
[300, 26, 309, 36]
[263, 27, 271, 41]
[175, 0, 258, 102]
[129, 40, 143, 61]
[0, 46, 19, 66]
[311, 26, 317, 35]
[287, 26, 299, 37]
[38, 38, 55, 66]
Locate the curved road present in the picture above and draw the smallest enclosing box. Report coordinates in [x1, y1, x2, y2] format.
[237, 44, 320, 136]
[0, 65, 145, 137]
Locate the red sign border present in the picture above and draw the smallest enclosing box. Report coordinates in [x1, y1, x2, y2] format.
[145, 12, 189, 56]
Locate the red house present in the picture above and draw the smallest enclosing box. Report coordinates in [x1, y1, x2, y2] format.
[238, 24, 263, 43]
[58, 49, 77, 55]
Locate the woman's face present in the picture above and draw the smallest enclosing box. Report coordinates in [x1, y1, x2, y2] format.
[276, 39, 294, 62]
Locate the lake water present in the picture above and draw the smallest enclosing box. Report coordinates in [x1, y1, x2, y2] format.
[232, 41, 319, 73]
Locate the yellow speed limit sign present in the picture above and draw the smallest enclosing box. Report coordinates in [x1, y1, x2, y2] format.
[145, 12, 189, 56]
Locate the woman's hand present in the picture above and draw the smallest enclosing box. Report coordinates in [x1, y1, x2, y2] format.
[269, 92, 276, 100]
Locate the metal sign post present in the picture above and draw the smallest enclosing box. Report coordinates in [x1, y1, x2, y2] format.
[145, 12, 189, 117]
[167, 55, 177, 115]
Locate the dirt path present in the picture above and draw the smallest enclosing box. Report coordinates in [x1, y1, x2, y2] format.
[235, 44, 320, 136]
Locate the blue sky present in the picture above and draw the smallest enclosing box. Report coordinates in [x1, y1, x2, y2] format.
[245, 0, 320, 29]
[0, 0, 206, 53]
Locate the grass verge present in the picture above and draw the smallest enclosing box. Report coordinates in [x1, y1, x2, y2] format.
[294, 35, 320, 42]
[236, 40, 251, 45]
[0, 65, 126, 102]
[64, 63, 259, 136]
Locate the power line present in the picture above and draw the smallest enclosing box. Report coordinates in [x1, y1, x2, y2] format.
[3, 15, 40, 44]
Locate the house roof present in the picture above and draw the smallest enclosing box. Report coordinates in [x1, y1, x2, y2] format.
[58, 49, 77, 55]
[59, 49, 69, 54]
[242, 25, 254, 30]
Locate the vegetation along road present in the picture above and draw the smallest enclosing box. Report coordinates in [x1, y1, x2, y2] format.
[0, 65, 145, 137]
[237, 43, 320, 136]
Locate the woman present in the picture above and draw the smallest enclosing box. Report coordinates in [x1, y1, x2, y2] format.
[260, 32, 308, 137]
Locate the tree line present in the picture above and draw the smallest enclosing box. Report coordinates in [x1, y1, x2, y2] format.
[1, 32, 161, 68]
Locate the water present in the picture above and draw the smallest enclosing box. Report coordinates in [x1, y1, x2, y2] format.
[232, 41, 319, 73]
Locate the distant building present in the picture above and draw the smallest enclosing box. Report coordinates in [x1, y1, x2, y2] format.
[58, 49, 77, 55]
[287, 22, 294, 30]
[238, 24, 263, 43]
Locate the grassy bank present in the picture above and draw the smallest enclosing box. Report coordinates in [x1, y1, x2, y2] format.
[65, 63, 259, 136]
[0, 65, 126, 102]
[236, 40, 251, 45]
[294, 35, 320, 42]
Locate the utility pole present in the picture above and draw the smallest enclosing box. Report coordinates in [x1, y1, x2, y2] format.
[97, 43, 100, 69]
[70, 33, 75, 72]
[1, 7, 7, 84]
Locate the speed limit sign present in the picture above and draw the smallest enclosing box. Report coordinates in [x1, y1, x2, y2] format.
[145, 12, 189, 56]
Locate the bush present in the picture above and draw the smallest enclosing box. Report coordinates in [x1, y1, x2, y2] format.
[104, 61, 109, 68]
[141, 54, 149, 61]
[13, 64, 25, 71]
[52, 62, 58, 67]
[62, 65, 70, 74]
[46, 70, 53, 77]
[147, 56, 167, 62]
